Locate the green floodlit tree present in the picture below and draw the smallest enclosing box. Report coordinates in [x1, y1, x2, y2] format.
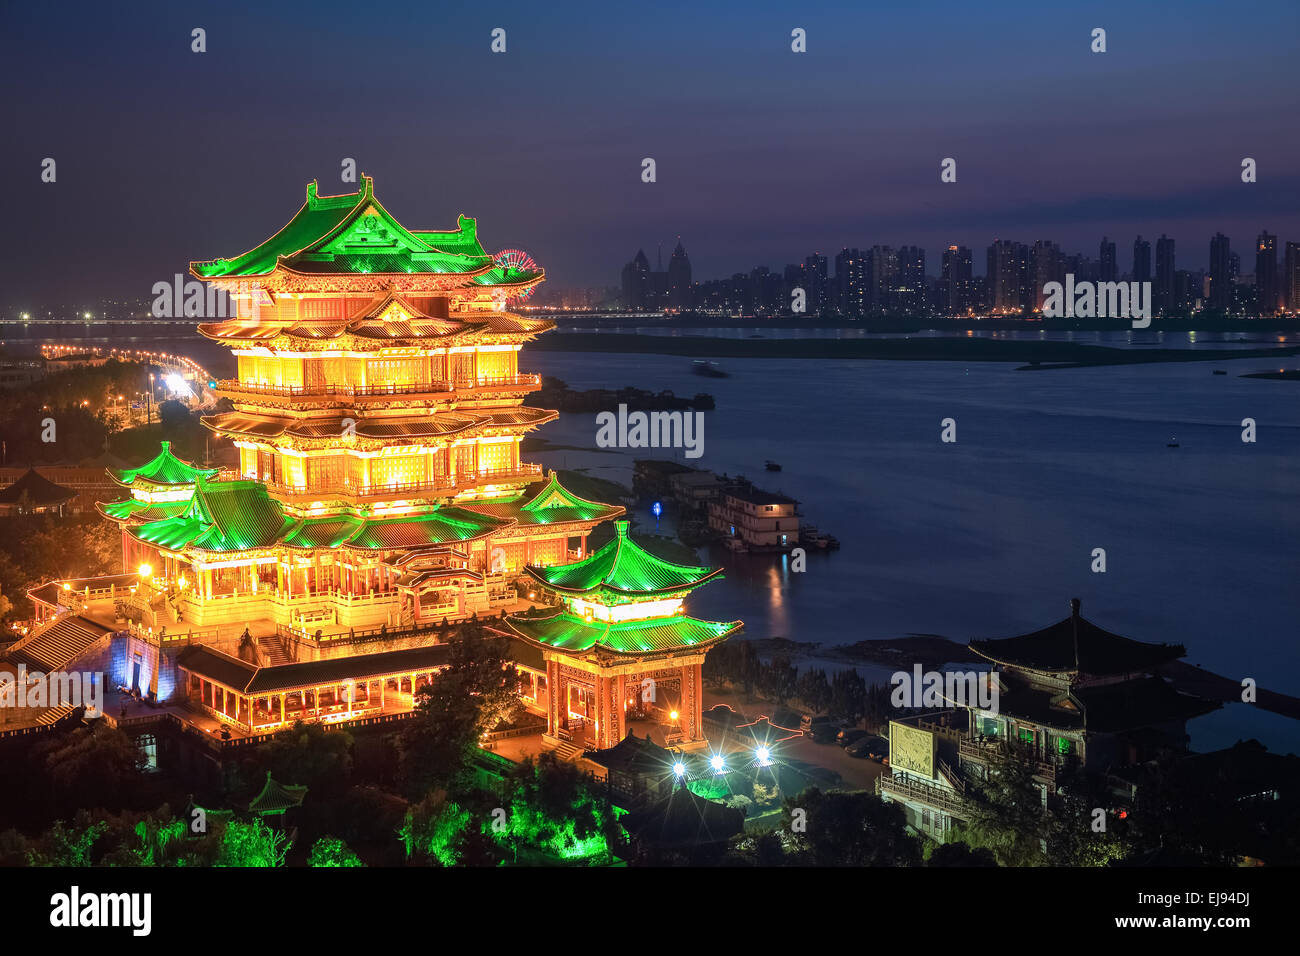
[398, 790, 473, 866]
[783, 789, 922, 866]
[397, 620, 523, 799]
[25, 817, 108, 867]
[495, 753, 622, 864]
[308, 836, 365, 867]
[213, 819, 291, 868]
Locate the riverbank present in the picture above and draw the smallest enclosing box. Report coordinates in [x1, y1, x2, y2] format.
[532, 333, 1300, 367]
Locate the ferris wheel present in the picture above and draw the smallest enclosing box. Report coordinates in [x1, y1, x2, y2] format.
[493, 249, 540, 300]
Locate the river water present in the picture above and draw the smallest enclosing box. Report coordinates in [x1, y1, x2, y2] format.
[525, 346, 1300, 755]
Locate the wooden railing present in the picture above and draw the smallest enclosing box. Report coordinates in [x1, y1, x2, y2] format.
[959, 736, 1058, 784]
[216, 374, 540, 400]
[877, 772, 972, 819]
[265, 464, 542, 500]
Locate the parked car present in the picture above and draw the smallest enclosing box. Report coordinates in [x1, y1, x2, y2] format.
[807, 718, 841, 744]
[848, 735, 889, 761]
[837, 728, 868, 748]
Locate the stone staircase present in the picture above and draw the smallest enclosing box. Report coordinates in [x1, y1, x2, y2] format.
[258, 638, 292, 667]
[7, 615, 112, 672]
[550, 739, 586, 763]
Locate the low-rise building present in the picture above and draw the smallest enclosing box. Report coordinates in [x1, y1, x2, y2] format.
[707, 482, 799, 551]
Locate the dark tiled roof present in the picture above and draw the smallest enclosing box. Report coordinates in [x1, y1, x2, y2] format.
[176, 645, 258, 693]
[243, 643, 455, 694]
[993, 671, 1219, 733]
[0, 468, 77, 506]
[247, 772, 308, 814]
[970, 600, 1185, 675]
[585, 730, 677, 777]
[1075, 677, 1220, 733]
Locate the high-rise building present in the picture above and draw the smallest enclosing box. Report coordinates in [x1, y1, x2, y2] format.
[804, 254, 829, 316]
[896, 245, 926, 313]
[1099, 237, 1117, 282]
[1132, 236, 1151, 284]
[941, 245, 974, 314]
[1285, 242, 1300, 312]
[868, 246, 898, 313]
[621, 249, 652, 310]
[1030, 240, 1064, 311]
[987, 240, 1028, 313]
[1209, 233, 1232, 311]
[1155, 235, 1175, 315]
[667, 239, 692, 310]
[834, 248, 866, 317]
[1255, 231, 1279, 315]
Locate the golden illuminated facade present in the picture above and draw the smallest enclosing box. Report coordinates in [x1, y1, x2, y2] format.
[101, 177, 624, 634]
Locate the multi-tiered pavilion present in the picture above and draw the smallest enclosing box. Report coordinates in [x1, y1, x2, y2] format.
[98, 176, 623, 636]
[505, 520, 740, 753]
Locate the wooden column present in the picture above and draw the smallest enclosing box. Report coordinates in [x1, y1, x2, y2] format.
[546, 658, 559, 738]
[689, 662, 704, 742]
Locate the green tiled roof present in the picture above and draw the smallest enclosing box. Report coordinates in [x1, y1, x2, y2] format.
[98, 498, 191, 523]
[131, 479, 294, 554]
[342, 506, 508, 551]
[461, 472, 624, 527]
[507, 609, 739, 656]
[109, 441, 217, 489]
[189, 177, 541, 287]
[525, 521, 719, 598]
[280, 515, 364, 550]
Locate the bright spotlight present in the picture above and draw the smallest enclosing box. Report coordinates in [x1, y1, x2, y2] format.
[138, 563, 153, 579]
[710, 754, 725, 773]
[672, 761, 685, 776]
[756, 746, 772, 765]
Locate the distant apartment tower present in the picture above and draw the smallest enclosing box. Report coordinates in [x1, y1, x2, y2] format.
[941, 245, 974, 314]
[1286, 242, 1300, 311]
[803, 254, 829, 316]
[621, 249, 653, 310]
[1209, 233, 1232, 310]
[667, 239, 692, 310]
[1255, 231, 1279, 315]
[868, 245, 899, 313]
[987, 240, 1028, 313]
[834, 247, 867, 317]
[751, 266, 783, 313]
[1132, 236, 1151, 284]
[1099, 237, 1117, 282]
[1155, 235, 1175, 315]
[1030, 240, 1064, 311]
[896, 245, 926, 313]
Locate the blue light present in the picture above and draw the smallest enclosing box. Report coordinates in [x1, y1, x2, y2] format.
[651, 501, 662, 518]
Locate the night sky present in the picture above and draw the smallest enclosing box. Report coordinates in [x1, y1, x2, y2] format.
[2, 0, 1298, 305]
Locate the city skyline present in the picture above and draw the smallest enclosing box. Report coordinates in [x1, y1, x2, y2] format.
[604, 228, 1300, 316]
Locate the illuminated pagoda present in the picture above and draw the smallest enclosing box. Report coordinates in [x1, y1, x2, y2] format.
[505, 520, 740, 753]
[101, 176, 624, 634]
